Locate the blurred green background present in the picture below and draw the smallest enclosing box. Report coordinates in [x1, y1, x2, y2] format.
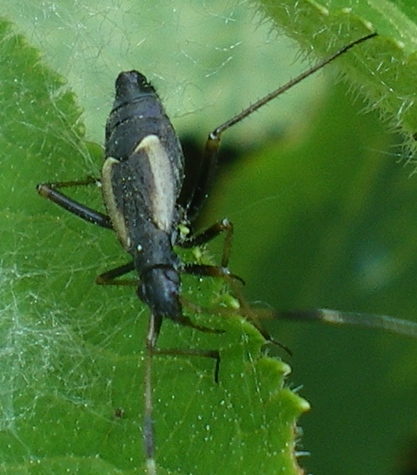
[2, 1, 417, 474]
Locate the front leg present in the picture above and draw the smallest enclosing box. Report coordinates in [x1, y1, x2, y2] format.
[181, 218, 233, 267]
[37, 178, 112, 229]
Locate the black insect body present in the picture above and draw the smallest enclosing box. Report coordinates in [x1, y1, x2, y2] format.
[102, 71, 243, 340]
[103, 71, 186, 330]
[39, 72, 234, 340]
[37, 32, 399, 474]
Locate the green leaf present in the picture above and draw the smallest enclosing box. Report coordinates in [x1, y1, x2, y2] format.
[2, 1, 417, 475]
[0, 13, 307, 475]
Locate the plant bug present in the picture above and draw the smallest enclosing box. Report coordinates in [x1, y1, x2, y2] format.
[36, 31, 417, 473]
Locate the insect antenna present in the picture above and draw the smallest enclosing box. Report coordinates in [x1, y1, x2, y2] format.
[274, 308, 417, 338]
[144, 311, 160, 475]
[227, 277, 417, 344]
[142, 303, 222, 473]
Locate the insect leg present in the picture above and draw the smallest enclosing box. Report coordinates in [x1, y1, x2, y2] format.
[95, 261, 136, 286]
[218, 279, 292, 355]
[182, 256, 292, 351]
[182, 218, 233, 267]
[181, 219, 247, 290]
[37, 180, 112, 229]
[182, 133, 221, 220]
[183, 220, 293, 348]
[97, 262, 224, 334]
[185, 32, 377, 221]
[182, 263, 244, 286]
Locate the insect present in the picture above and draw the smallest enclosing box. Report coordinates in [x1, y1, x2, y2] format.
[37, 31, 417, 473]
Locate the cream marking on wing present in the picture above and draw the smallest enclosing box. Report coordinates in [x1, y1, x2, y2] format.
[101, 156, 131, 249]
[135, 134, 175, 232]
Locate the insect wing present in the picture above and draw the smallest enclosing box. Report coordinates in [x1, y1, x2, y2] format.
[102, 71, 186, 252]
[102, 135, 178, 244]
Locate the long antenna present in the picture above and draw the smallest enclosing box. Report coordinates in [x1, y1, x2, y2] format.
[275, 308, 417, 338]
[144, 313, 157, 475]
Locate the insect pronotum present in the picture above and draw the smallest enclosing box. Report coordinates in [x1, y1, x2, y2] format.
[37, 31, 417, 473]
